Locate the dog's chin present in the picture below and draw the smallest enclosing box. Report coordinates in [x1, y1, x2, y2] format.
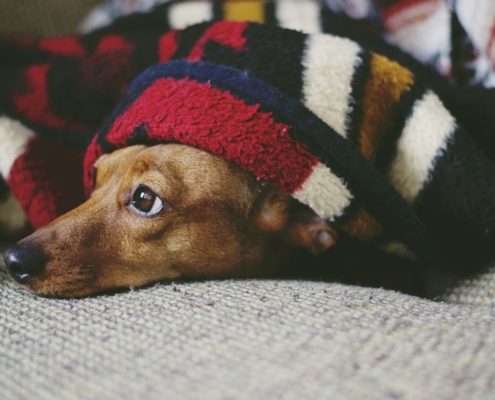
[20, 278, 105, 298]
[20, 272, 173, 298]
[14, 261, 107, 298]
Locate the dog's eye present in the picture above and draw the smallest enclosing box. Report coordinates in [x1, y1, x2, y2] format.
[129, 185, 164, 217]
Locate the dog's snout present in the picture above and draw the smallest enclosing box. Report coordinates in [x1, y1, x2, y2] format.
[3, 244, 46, 283]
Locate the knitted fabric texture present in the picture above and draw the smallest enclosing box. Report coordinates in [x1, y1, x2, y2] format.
[1, 1, 495, 270]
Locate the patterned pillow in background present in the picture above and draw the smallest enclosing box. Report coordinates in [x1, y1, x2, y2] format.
[80, 0, 171, 33]
[80, 0, 495, 88]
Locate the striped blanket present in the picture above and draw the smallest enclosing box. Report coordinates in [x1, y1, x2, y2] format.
[1, 0, 495, 271]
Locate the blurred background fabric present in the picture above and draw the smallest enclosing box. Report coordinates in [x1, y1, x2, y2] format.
[0, 0, 101, 35]
[2, 0, 494, 87]
[80, 0, 495, 88]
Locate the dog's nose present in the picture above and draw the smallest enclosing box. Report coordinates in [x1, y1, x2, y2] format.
[3, 244, 46, 283]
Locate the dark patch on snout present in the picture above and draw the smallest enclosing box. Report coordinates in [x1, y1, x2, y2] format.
[4, 243, 47, 284]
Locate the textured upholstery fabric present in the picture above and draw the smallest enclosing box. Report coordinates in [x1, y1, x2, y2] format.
[1, 265, 494, 400]
[430, 265, 495, 307]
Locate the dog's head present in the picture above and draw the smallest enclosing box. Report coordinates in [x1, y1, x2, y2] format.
[4, 144, 337, 297]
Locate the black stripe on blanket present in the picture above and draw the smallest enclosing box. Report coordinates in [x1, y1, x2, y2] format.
[172, 22, 211, 60]
[375, 83, 428, 172]
[415, 127, 495, 269]
[346, 50, 372, 145]
[212, 1, 223, 20]
[242, 24, 306, 99]
[200, 23, 307, 100]
[264, 2, 277, 24]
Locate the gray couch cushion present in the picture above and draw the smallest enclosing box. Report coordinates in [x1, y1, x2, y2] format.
[1, 266, 494, 400]
[432, 266, 495, 307]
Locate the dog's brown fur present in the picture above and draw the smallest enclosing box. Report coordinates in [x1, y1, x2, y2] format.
[15, 144, 336, 297]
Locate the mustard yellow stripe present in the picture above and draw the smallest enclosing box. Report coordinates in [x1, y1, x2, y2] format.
[223, 0, 265, 23]
[358, 53, 414, 164]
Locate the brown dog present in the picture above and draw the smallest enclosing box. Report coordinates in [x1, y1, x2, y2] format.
[3, 144, 337, 297]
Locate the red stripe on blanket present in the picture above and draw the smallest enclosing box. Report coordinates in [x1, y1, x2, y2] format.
[382, 0, 440, 30]
[39, 36, 86, 58]
[96, 35, 134, 53]
[1, 34, 36, 48]
[14, 64, 89, 130]
[94, 78, 319, 195]
[7, 137, 85, 228]
[187, 21, 248, 61]
[158, 30, 179, 62]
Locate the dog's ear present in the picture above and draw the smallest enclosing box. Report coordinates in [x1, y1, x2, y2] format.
[251, 187, 337, 255]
